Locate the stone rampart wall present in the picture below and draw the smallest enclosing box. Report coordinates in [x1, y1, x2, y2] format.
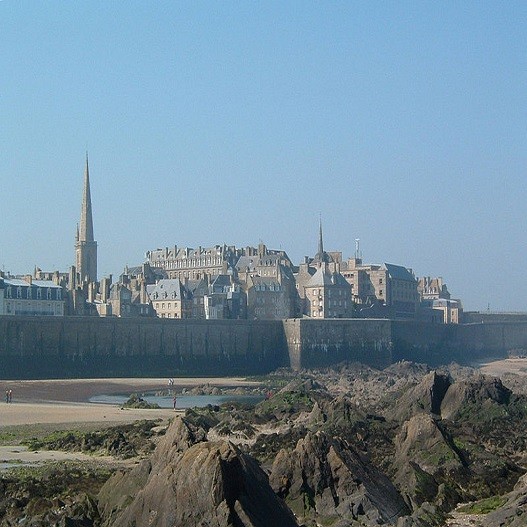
[0, 316, 288, 378]
[463, 312, 527, 324]
[3, 316, 527, 378]
[392, 320, 527, 365]
[284, 319, 392, 370]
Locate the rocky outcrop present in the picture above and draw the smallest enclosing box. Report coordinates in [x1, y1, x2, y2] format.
[98, 417, 299, 527]
[480, 472, 527, 526]
[389, 371, 451, 422]
[269, 431, 409, 526]
[440, 375, 512, 420]
[393, 414, 465, 509]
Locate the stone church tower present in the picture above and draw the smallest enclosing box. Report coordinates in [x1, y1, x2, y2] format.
[75, 154, 97, 283]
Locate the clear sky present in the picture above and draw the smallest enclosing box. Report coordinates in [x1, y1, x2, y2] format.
[1, 2, 526, 312]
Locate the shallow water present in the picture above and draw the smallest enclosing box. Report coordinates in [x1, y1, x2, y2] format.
[89, 393, 263, 409]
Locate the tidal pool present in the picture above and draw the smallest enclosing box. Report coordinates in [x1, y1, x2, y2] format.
[89, 393, 264, 409]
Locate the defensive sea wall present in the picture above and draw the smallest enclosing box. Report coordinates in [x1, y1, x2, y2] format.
[284, 319, 393, 370]
[2, 316, 527, 378]
[0, 316, 288, 378]
[392, 320, 527, 364]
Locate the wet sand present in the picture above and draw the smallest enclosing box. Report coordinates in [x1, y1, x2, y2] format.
[0, 377, 257, 428]
[478, 357, 527, 377]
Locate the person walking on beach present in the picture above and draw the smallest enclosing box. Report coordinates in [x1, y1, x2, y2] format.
[173, 394, 177, 410]
[5, 390, 8, 404]
[8, 390, 12, 403]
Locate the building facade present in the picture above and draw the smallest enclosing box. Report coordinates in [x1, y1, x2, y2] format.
[0, 276, 65, 316]
[146, 245, 241, 281]
[148, 279, 192, 319]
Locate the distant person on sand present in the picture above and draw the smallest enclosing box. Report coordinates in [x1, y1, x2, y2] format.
[5, 390, 8, 404]
[173, 394, 177, 410]
[8, 390, 12, 403]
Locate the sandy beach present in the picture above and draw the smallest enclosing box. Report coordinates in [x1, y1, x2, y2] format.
[478, 357, 527, 377]
[0, 377, 257, 429]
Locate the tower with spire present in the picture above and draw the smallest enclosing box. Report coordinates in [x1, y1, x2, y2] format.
[75, 154, 97, 283]
[312, 216, 332, 266]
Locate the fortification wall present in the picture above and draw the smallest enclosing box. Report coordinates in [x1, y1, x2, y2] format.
[284, 318, 392, 370]
[0, 316, 288, 379]
[3, 316, 527, 378]
[463, 312, 527, 324]
[392, 320, 527, 365]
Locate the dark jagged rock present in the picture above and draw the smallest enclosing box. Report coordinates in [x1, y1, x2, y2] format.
[393, 414, 466, 509]
[98, 416, 299, 527]
[0, 464, 109, 527]
[441, 375, 512, 419]
[269, 430, 409, 526]
[387, 371, 451, 423]
[479, 472, 527, 526]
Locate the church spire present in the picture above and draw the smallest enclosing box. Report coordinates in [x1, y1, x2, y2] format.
[75, 153, 97, 283]
[318, 216, 324, 256]
[312, 215, 331, 266]
[79, 152, 94, 242]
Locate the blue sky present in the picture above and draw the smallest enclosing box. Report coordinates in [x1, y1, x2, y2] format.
[1, 2, 526, 311]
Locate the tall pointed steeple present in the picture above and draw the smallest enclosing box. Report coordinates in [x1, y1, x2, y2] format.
[312, 216, 332, 266]
[75, 154, 97, 283]
[79, 153, 94, 242]
[318, 216, 324, 256]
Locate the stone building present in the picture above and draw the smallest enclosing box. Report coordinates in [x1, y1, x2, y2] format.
[0, 274, 65, 316]
[385, 263, 420, 318]
[295, 222, 352, 319]
[148, 279, 192, 319]
[340, 257, 419, 318]
[419, 298, 462, 324]
[146, 245, 241, 281]
[417, 276, 462, 323]
[417, 276, 451, 301]
[236, 244, 297, 319]
[204, 275, 246, 319]
[303, 265, 353, 318]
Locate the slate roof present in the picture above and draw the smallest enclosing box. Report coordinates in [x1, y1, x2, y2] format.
[148, 279, 189, 300]
[384, 263, 415, 282]
[3, 278, 61, 289]
[305, 266, 348, 287]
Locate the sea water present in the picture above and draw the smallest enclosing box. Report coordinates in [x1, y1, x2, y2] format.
[89, 393, 263, 409]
